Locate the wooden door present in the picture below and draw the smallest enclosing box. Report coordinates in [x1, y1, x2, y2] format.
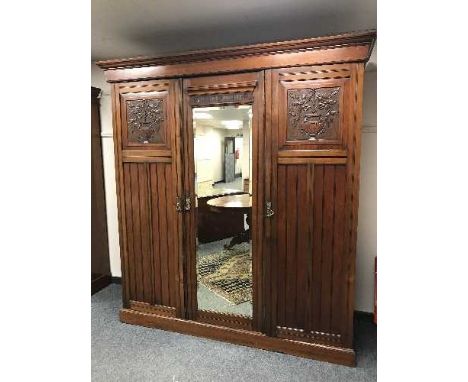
[113, 79, 185, 318]
[182, 72, 266, 331]
[265, 64, 364, 348]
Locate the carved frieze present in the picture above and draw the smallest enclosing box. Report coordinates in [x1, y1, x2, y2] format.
[191, 91, 253, 107]
[287, 87, 341, 141]
[126, 98, 165, 144]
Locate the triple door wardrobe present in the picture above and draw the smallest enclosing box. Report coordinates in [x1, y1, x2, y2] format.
[97, 30, 376, 366]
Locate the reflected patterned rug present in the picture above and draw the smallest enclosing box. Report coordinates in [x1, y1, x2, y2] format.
[197, 243, 252, 305]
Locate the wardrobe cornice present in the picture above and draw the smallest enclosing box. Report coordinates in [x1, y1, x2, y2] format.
[96, 30, 376, 83]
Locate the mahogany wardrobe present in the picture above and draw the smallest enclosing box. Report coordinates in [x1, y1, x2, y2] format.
[97, 31, 376, 366]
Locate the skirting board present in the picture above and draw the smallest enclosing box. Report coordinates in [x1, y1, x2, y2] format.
[111, 276, 122, 284]
[120, 308, 356, 366]
[91, 274, 111, 295]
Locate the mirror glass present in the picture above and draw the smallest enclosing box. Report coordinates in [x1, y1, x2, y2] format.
[192, 105, 253, 317]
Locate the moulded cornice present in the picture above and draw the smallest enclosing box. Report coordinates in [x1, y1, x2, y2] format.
[96, 30, 376, 71]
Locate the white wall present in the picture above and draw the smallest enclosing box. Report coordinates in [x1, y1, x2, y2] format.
[91, 64, 377, 312]
[355, 70, 377, 312]
[194, 124, 244, 184]
[193, 124, 222, 184]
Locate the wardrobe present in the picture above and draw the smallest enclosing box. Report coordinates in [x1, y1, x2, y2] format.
[97, 30, 376, 366]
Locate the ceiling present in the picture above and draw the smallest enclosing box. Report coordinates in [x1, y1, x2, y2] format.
[92, 0, 376, 68]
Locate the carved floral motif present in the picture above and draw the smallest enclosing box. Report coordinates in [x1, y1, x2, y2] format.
[126, 98, 165, 144]
[287, 87, 340, 141]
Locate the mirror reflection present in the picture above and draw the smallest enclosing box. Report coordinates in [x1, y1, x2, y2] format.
[193, 105, 253, 317]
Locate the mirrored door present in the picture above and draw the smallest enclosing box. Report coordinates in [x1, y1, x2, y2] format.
[183, 72, 265, 331]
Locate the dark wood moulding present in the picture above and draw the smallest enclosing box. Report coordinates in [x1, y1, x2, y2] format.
[96, 30, 376, 82]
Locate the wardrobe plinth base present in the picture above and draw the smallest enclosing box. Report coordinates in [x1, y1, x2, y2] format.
[119, 308, 356, 367]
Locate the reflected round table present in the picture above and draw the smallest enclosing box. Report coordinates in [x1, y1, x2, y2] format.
[207, 194, 252, 249]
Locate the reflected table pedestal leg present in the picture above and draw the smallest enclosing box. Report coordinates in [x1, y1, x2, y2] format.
[224, 210, 251, 250]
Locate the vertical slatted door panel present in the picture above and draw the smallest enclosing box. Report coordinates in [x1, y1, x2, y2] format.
[274, 163, 347, 346]
[122, 163, 152, 304]
[115, 79, 183, 318]
[268, 64, 358, 349]
[149, 161, 178, 308]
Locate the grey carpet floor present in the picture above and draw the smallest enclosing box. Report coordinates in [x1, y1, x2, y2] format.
[197, 284, 252, 317]
[92, 285, 376, 382]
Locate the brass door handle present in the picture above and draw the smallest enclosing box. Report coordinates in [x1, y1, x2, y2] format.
[265, 201, 274, 218]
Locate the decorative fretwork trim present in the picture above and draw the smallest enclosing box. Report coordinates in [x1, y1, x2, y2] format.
[279, 68, 351, 82]
[118, 82, 170, 92]
[276, 326, 342, 345]
[129, 301, 176, 317]
[190, 91, 253, 107]
[197, 310, 252, 330]
[186, 81, 257, 93]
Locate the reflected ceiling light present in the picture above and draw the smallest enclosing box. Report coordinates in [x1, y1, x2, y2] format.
[221, 120, 243, 129]
[193, 112, 213, 120]
[194, 107, 221, 111]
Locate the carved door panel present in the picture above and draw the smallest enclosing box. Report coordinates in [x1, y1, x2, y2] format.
[275, 64, 354, 152]
[114, 79, 185, 318]
[265, 64, 363, 348]
[120, 82, 170, 150]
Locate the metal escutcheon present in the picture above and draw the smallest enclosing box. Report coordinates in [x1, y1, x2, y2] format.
[266, 201, 274, 218]
[176, 197, 183, 212]
[184, 197, 191, 211]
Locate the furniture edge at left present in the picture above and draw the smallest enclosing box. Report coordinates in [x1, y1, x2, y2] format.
[91, 86, 112, 295]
